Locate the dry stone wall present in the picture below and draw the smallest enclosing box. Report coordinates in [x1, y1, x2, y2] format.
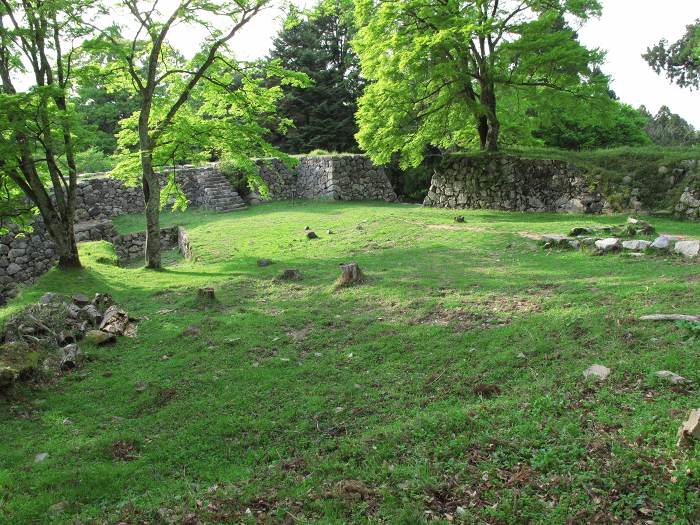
[253, 156, 397, 202]
[423, 156, 604, 213]
[423, 154, 700, 217]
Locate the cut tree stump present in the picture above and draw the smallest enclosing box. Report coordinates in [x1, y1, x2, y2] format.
[197, 288, 216, 305]
[677, 409, 700, 447]
[640, 314, 700, 322]
[336, 262, 365, 288]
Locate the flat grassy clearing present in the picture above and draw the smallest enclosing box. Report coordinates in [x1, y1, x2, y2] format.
[1, 201, 700, 524]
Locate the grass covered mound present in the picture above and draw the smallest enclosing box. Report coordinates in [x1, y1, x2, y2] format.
[1, 201, 700, 524]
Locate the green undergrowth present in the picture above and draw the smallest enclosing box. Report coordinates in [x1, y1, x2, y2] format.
[1, 201, 700, 524]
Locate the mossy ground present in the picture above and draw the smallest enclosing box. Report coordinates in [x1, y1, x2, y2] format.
[1, 201, 700, 524]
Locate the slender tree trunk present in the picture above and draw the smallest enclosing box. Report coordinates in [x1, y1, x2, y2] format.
[141, 149, 162, 270]
[477, 115, 488, 150]
[479, 80, 500, 152]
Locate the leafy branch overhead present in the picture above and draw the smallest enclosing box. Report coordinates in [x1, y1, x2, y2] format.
[644, 19, 700, 90]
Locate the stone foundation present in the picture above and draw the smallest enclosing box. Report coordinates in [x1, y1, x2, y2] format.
[113, 226, 180, 263]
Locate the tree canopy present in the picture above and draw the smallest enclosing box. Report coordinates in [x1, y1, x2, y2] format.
[353, 0, 607, 166]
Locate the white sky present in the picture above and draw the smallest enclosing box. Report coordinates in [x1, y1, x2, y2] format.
[578, 0, 700, 126]
[181, 0, 700, 126]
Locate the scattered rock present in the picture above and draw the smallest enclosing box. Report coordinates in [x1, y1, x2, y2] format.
[540, 234, 578, 249]
[72, 293, 91, 307]
[39, 293, 57, 304]
[304, 226, 310, 231]
[454, 216, 465, 223]
[134, 381, 147, 392]
[306, 231, 318, 240]
[583, 364, 610, 381]
[677, 409, 700, 447]
[99, 306, 130, 335]
[594, 238, 620, 253]
[674, 240, 700, 259]
[257, 259, 273, 267]
[277, 269, 302, 281]
[656, 370, 687, 384]
[59, 344, 82, 371]
[84, 330, 116, 346]
[48, 501, 68, 515]
[182, 325, 201, 337]
[34, 452, 48, 463]
[336, 262, 365, 288]
[472, 383, 501, 397]
[622, 240, 652, 251]
[640, 314, 700, 322]
[327, 229, 334, 235]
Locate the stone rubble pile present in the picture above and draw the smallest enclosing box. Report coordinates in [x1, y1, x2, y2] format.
[0, 293, 135, 390]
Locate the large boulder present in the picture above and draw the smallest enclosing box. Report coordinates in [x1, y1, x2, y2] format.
[594, 238, 620, 252]
[622, 240, 652, 251]
[674, 240, 700, 259]
[650, 235, 678, 251]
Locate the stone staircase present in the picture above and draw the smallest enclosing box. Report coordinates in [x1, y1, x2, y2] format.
[192, 169, 247, 212]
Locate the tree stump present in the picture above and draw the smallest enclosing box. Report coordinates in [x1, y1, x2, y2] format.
[278, 269, 302, 281]
[197, 287, 216, 305]
[336, 262, 365, 288]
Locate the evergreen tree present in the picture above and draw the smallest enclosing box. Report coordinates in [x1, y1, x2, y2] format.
[269, 0, 361, 153]
[641, 105, 699, 146]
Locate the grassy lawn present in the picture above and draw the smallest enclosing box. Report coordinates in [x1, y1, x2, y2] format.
[2, 201, 700, 524]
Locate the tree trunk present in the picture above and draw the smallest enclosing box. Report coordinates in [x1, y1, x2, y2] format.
[43, 214, 81, 269]
[141, 155, 162, 270]
[477, 115, 488, 150]
[479, 80, 500, 152]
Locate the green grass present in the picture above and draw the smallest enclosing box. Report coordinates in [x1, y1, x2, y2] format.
[2, 201, 700, 524]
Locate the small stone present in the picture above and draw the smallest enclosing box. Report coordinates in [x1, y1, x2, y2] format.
[48, 501, 69, 515]
[182, 325, 201, 337]
[656, 370, 687, 384]
[306, 231, 318, 239]
[677, 409, 700, 447]
[257, 259, 273, 267]
[304, 226, 310, 231]
[517, 352, 526, 359]
[34, 452, 48, 463]
[72, 293, 91, 307]
[39, 292, 58, 304]
[674, 240, 700, 259]
[327, 229, 334, 235]
[134, 381, 147, 392]
[84, 330, 116, 346]
[583, 364, 610, 381]
[454, 216, 465, 223]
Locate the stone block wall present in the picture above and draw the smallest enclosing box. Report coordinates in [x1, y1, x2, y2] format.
[423, 156, 603, 213]
[423, 154, 700, 217]
[113, 226, 180, 263]
[0, 223, 57, 301]
[253, 155, 397, 202]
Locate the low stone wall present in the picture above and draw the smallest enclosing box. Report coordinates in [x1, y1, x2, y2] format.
[253, 155, 397, 202]
[423, 156, 603, 213]
[113, 226, 180, 263]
